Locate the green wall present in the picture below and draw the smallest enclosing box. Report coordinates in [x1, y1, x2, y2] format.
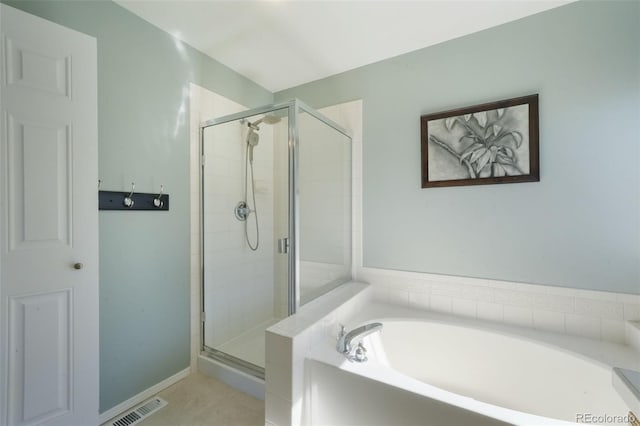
[276, 1, 640, 294]
[5, 0, 639, 415]
[2, 0, 273, 413]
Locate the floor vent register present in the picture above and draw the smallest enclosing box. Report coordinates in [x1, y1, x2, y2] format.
[109, 397, 168, 426]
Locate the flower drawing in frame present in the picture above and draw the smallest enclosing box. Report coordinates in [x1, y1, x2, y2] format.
[421, 94, 539, 188]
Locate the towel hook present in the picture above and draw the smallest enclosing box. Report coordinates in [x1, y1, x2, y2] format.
[123, 182, 135, 208]
[153, 185, 164, 208]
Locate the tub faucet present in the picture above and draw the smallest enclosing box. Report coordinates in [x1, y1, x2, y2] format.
[336, 322, 383, 362]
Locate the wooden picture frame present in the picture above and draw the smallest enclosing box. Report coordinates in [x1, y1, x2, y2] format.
[421, 94, 539, 188]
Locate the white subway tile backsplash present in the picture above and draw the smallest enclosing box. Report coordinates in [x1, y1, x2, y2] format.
[406, 278, 431, 293]
[617, 293, 640, 304]
[565, 313, 601, 340]
[601, 319, 626, 344]
[474, 286, 495, 303]
[430, 282, 465, 298]
[452, 299, 477, 319]
[476, 302, 504, 323]
[532, 310, 565, 334]
[361, 266, 638, 344]
[375, 274, 407, 290]
[623, 303, 640, 320]
[577, 289, 619, 302]
[371, 285, 390, 303]
[574, 298, 624, 320]
[409, 292, 430, 310]
[493, 289, 535, 308]
[387, 289, 410, 307]
[503, 306, 533, 328]
[544, 285, 582, 297]
[430, 295, 453, 314]
[530, 292, 574, 313]
[516, 282, 552, 295]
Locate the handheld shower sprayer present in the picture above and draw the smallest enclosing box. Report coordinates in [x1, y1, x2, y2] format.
[245, 113, 281, 163]
[246, 129, 259, 163]
[235, 113, 283, 251]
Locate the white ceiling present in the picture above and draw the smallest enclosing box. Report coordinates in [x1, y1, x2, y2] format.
[115, 0, 571, 92]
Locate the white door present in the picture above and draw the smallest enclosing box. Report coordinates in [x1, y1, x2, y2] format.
[0, 4, 98, 426]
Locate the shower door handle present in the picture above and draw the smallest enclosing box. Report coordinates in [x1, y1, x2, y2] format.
[277, 237, 289, 254]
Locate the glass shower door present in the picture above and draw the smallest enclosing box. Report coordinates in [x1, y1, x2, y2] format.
[201, 108, 289, 375]
[297, 106, 352, 305]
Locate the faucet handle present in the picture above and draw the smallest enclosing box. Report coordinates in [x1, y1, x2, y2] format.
[353, 342, 368, 363]
[336, 324, 347, 353]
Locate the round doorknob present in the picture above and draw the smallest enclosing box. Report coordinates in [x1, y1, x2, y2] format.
[73, 263, 83, 270]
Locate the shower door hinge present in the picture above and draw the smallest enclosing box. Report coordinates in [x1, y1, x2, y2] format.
[201, 311, 206, 322]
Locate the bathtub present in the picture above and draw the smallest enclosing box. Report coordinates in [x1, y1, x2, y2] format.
[304, 302, 640, 426]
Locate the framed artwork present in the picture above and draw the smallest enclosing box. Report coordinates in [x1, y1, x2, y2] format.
[421, 94, 539, 188]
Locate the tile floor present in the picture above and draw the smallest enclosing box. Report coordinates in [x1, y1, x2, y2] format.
[136, 372, 264, 426]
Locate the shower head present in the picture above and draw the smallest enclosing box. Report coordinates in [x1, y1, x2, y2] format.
[247, 113, 282, 130]
[260, 114, 282, 125]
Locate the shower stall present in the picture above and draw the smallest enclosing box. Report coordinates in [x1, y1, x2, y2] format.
[200, 99, 352, 379]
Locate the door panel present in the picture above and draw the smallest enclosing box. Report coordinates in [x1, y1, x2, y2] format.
[7, 115, 72, 250]
[8, 291, 71, 424]
[3, 35, 71, 98]
[0, 4, 98, 426]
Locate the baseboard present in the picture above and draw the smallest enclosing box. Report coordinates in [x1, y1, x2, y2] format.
[99, 367, 190, 424]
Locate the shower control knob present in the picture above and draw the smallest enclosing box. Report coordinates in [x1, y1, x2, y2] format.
[235, 201, 250, 221]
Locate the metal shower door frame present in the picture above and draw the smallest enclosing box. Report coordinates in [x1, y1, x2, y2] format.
[199, 99, 353, 379]
[199, 99, 352, 374]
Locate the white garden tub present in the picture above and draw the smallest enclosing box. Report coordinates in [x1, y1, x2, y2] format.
[305, 304, 639, 426]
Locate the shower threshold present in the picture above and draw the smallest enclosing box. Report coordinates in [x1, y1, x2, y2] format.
[203, 317, 280, 379]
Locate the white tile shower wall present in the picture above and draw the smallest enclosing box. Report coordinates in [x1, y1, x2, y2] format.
[273, 99, 363, 317]
[299, 261, 347, 291]
[298, 113, 348, 265]
[357, 266, 640, 344]
[202, 117, 275, 346]
[316, 101, 363, 278]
